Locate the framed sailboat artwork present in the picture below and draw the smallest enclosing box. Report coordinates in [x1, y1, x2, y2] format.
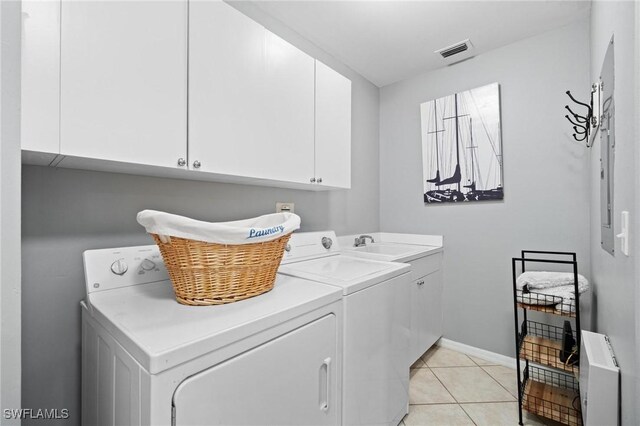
[420, 83, 503, 203]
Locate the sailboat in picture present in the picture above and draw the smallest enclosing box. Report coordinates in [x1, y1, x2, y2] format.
[420, 83, 504, 203]
[426, 99, 442, 186]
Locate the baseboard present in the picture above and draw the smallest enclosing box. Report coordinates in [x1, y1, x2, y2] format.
[437, 338, 517, 369]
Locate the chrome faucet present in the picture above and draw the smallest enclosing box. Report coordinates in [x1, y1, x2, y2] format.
[354, 235, 375, 247]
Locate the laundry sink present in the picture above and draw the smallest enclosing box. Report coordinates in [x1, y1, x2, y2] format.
[344, 242, 437, 263]
[339, 233, 443, 262]
[352, 244, 415, 256]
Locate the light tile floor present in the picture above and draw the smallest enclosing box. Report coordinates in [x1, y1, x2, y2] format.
[401, 346, 561, 426]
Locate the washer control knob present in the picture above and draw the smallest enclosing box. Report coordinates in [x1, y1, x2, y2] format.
[141, 258, 156, 271]
[321, 237, 333, 250]
[110, 259, 128, 276]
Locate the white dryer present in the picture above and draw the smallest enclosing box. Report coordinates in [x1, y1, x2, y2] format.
[278, 231, 412, 426]
[81, 244, 343, 426]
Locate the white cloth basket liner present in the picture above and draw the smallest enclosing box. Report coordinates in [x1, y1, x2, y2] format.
[137, 210, 301, 245]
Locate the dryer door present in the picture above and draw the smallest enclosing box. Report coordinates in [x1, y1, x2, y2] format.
[172, 314, 338, 425]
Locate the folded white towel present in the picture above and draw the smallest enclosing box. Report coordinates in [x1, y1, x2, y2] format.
[516, 280, 589, 313]
[542, 282, 589, 313]
[516, 271, 589, 290]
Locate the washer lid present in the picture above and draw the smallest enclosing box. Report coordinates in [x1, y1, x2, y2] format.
[278, 255, 410, 295]
[83, 274, 342, 374]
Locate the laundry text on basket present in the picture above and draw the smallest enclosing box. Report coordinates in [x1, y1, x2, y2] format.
[247, 225, 285, 240]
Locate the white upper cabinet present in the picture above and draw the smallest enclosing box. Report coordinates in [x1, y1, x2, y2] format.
[263, 31, 315, 184]
[59, 0, 187, 168]
[189, 1, 265, 177]
[189, 1, 314, 184]
[315, 60, 352, 189]
[22, 0, 351, 190]
[21, 0, 60, 155]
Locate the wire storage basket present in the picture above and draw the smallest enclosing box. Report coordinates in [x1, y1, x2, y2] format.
[137, 210, 301, 306]
[521, 365, 582, 426]
[518, 320, 579, 374]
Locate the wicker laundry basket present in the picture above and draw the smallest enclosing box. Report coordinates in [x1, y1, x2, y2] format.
[138, 210, 300, 306]
[151, 233, 292, 305]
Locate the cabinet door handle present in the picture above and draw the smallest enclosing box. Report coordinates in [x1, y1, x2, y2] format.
[310, 177, 316, 183]
[319, 357, 331, 412]
[177, 158, 186, 167]
[317, 177, 323, 183]
[193, 160, 201, 169]
[417, 280, 425, 286]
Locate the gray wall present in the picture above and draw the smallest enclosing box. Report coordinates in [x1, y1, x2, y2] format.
[21, 7, 380, 423]
[1, 0, 22, 420]
[379, 20, 591, 357]
[636, 5, 640, 423]
[589, 2, 637, 424]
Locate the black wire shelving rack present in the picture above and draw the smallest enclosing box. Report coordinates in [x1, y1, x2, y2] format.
[512, 250, 583, 426]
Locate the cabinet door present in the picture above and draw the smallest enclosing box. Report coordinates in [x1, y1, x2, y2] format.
[189, 2, 314, 184]
[173, 314, 338, 426]
[188, 1, 265, 177]
[422, 270, 443, 352]
[409, 277, 423, 364]
[22, 0, 60, 154]
[263, 31, 315, 183]
[60, 0, 187, 167]
[315, 60, 351, 188]
[410, 271, 443, 363]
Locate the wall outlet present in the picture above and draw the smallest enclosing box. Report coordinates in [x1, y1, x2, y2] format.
[276, 202, 294, 214]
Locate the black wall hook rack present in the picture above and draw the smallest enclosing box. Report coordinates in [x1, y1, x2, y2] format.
[565, 85, 600, 148]
[565, 90, 592, 145]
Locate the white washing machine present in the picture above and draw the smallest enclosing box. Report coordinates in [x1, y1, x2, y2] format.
[81, 244, 344, 426]
[278, 231, 412, 426]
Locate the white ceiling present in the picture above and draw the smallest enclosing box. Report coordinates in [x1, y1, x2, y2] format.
[244, 1, 591, 87]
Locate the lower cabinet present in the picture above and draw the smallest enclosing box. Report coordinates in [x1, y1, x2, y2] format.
[172, 314, 338, 426]
[409, 268, 443, 364]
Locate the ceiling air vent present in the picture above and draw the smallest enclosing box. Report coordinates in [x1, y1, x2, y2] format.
[435, 39, 474, 61]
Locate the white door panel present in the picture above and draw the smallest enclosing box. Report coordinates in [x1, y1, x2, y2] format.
[410, 278, 422, 363]
[410, 270, 443, 362]
[315, 60, 351, 189]
[22, 0, 60, 154]
[173, 314, 338, 426]
[422, 270, 443, 351]
[188, 1, 265, 176]
[342, 273, 410, 425]
[189, 2, 314, 183]
[263, 31, 315, 183]
[60, 0, 187, 167]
